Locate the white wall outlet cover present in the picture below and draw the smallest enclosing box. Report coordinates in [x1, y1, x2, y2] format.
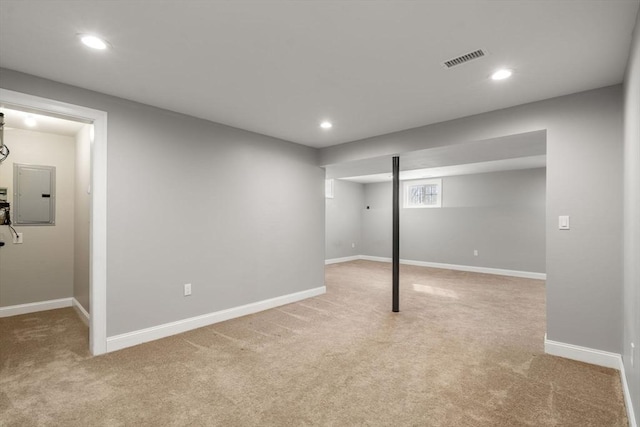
[13, 232, 23, 244]
[184, 283, 192, 296]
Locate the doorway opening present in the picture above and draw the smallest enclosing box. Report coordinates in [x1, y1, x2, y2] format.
[0, 89, 107, 355]
[323, 130, 547, 348]
[324, 130, 547, 280]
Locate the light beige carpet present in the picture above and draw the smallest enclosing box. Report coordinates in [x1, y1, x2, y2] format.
[0, 260, 629, 426]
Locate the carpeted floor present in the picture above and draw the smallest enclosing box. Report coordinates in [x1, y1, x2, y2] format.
[0, 260, 629, 426]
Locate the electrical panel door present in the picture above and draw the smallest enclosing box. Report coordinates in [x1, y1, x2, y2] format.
[14, 164, 56, 225]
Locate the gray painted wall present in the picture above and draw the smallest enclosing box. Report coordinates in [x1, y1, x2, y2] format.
[320, 85, 623, 354]
[0, 129, 75, 306]
[623, 8, 640, 422]
[74, 124, 91, 314]
[325, 179, 364, 260]
[0, 68, 325, 337]
[362, 168, 546, 273]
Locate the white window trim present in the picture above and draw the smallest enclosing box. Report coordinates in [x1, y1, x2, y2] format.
[403, 178, 442, 208]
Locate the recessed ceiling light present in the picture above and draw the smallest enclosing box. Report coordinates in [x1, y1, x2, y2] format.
[320, 121, 332, 129]
[491, 69, 512, 81]
[24, 116, 37, 127]
[79, 34, 109, 50]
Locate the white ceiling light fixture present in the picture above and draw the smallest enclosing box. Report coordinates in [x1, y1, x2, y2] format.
[24, 115, 37, 127]
[491, 68, 513, 81]
[320, 121, 333, 129]
[79, 34, 109, 50]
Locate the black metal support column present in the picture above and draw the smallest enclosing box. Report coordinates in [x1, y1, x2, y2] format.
[392, 156, 400, 312]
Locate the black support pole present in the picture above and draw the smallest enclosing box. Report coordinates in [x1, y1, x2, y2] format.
[392, 156, 400, 312]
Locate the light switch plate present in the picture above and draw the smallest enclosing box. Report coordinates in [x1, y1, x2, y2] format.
[559, 215, 570, 230]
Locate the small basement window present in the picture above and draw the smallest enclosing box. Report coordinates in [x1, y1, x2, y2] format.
[404, 178, 442, 208]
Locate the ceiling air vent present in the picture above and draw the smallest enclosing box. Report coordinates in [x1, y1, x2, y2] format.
[442, 49, 486, 68]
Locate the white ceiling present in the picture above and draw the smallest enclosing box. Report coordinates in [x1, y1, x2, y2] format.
[0, 1, 638, 148]
[1, 107, 86, 137]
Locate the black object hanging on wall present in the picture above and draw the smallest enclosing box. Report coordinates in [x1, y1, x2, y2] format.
[0, 112, 9, 164]
[392, 156, 400, 312]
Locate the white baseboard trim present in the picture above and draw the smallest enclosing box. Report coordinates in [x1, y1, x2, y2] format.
[544, 334, 621, 369]
[359, 255, 392, 263]
[72, 298, 90, 326]
[621, 360, 638, 427]
[0, 297, 73, 318]
[544, 334, 637, 426]
[325, 255, 360, 265]
[106, 286, 326, 353]
[358, 255, 546, 280]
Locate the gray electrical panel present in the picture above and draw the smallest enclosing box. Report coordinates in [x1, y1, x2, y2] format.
[13, 163, 56, 225]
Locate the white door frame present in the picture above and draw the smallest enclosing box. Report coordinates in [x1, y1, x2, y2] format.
[0, 88, 108, 355]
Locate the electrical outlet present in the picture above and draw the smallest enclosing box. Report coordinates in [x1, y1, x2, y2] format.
[351, 242, 356, 248]
[473, 249, 478, 256]
[184, 283, 192, 296]
[13, 232, 23, 244]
